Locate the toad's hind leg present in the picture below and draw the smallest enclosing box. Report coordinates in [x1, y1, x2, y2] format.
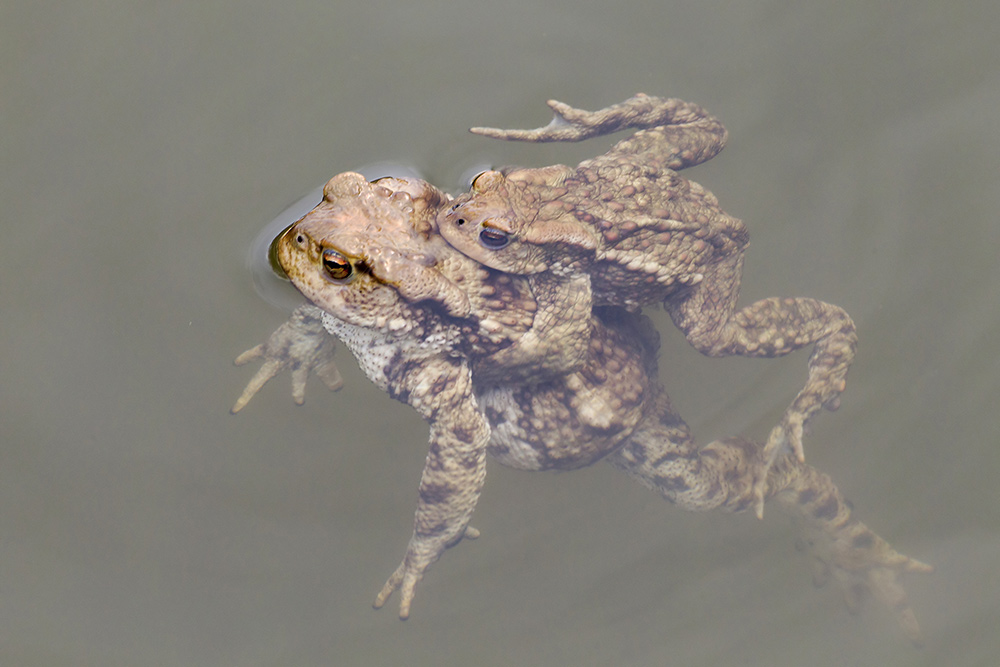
[766, 455, 933, 645]
[471, 94, 728, 171]
[606, 402, 931, 644]
[666, 252, 858, 497]
[605, 399, 765, 514]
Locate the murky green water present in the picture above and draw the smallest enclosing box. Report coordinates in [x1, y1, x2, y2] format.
[3, 2, 998, 665]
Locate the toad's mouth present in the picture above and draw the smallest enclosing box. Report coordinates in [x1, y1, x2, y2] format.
[266, 221, 298, 281]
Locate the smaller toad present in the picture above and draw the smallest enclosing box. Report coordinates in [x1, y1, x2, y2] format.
[439, 94, 858, 501]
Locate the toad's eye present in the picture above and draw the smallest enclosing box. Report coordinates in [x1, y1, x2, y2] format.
[479, 227, 511, 250]
[321, 249, 353, 283]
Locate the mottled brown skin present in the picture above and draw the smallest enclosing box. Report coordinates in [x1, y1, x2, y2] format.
[236, 172, 645, 619]
[439, 95, 859, 498]
[233, 173, 929, 641]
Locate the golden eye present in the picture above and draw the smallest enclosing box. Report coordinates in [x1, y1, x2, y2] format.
[321, 249, 353, 283]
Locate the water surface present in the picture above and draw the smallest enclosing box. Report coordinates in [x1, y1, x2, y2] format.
[2, 2, 998, 665]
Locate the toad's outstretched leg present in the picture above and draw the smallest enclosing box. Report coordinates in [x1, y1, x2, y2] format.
[766, 453, 933, 645]
[606, 396, 930, 645]
[665, 250, 858, 505]
[233, 309, 490, 620]
[471, 94, 727, 171]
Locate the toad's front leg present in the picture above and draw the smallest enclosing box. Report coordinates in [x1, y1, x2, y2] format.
[231, 304, 344, 413]
[373, 358, 491, 619]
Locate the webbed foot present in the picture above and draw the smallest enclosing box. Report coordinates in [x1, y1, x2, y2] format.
[373, 525, 480, 619]
[772, 459, 932, 644]
[231, 304, 343, 413]
[798, 528, 933, 645]
[471, 94, 718, 146]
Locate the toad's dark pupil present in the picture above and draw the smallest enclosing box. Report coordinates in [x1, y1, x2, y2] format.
[321, 249, 352, 282]
[479, 228, 511, 249]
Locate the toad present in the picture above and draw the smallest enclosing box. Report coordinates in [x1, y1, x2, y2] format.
[438, 95, 858, 488]
[233, 173, 929, 641]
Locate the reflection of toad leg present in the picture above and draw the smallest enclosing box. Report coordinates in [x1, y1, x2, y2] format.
[606, 397, 931, 645]
[666, 252, 857, 475]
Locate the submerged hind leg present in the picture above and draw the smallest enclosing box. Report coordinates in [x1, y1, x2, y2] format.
[605, 395, 930, 643]
[605, 393, 764, 513]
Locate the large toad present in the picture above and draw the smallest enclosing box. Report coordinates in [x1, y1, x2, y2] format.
[438, 95, 858, 483]
[233, 173, 929, 641]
